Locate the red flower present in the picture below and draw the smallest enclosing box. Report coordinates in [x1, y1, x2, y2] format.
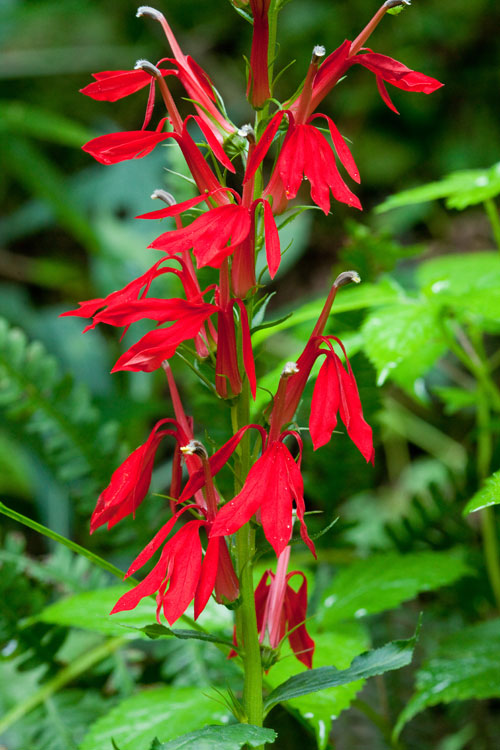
[141, 190, 280, 273]
[247, 0, 272, 108]
[110, 506, 239, 624]
[210, 435, 315, 558]
[82, 125, 170, 165]
[273, 336, 374, 463]
[245, 110, 361, 215]
[255, 548, 314, 668]
[294, 40, 443, 121]
[90, 418, 188, 533]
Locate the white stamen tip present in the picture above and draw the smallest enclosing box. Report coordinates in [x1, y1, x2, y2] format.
[180, 440, 208, 459]
[136, 6, 164, 21]
[151, 189, 176, 205]
[134, 59, 161, 77]
[281, 361, 299, 378]
[313, 45, 326, 58]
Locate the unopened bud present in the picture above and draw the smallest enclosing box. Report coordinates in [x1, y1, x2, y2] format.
[281, 361, 299, 379]
[312, 45, 326, 64]
[151, 189, 176, 205]
[334, 270, 361, 288]
[180, 440, 208, 459]
[136, 5, 164, 22]
[134, 59, 162, 78]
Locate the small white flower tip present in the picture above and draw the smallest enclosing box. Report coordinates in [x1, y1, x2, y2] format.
[136, 6, 164, 21]
[281, 361, 300, 378]
[180, 440, 208, 459]
[313, 45, 326, 58]
[151, 189, 176, 205]
[134, 59, 161, 77]
[334, 270, 361, 287]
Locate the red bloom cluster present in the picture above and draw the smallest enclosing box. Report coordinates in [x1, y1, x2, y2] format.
[66, 1, 442, 668]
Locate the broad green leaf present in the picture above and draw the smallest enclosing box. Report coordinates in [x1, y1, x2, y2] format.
[265, 623, 369, 749]
[150, 724, 276, 749]
[79, 686, 230, 750]
[37, 585, 232, 638]
[361, 302, 446, 388]
[264, 622, 419, 710]
[376, 163, 500, 213]
[463, 469, 500, 514]
[252, 278, 401, 347]
[394, 619, 500, 738]
[417, 252, 500, 321]
[317, 549, 472, 627]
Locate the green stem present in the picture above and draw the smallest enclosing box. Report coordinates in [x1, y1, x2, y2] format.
[484, 198, 500, 252]
[0, 636, 127, 734]
[232, 379, 264, 729]
[476, 393, 500, 610]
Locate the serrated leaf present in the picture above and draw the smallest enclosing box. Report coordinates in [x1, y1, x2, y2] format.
[265, 623, 369, 749]
[417, 252, 500, 322]
[376, 163, 500, 213]
[150, 724, 276, 750]
[79, 686, 231, 750]
[264, 622, 420, 710]
[463, 469, 500, 514]
[317, 549, 472, 627]
[394, 619, 500, 738]
[361, 301, 446, 388]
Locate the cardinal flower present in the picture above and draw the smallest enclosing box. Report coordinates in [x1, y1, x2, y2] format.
[110, 505, 239, 624]
[255, 547, 314, 668]
[245, 109, 361, 216]
[178, 423, 315, 558]
[140, 188, 280, 274]
[90, 418, 189, 533]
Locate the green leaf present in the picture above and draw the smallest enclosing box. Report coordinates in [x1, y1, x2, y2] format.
[79, 686, 231, 750]
[432, 386, 478, 415]
[417, 252, 500, 322]
[150, 724, 276, 750]
[133, 624, 235, 649]
[264, 622, 420, 711]
[376, 163, 500, 213]
[361, 301, 446, 388]
[394, 619, 500, 738]
[252, 277, 401, 347]
[37, 586, 232, 639]
[463, 469, 500, 514]
[265, 623, 369, 749]
[317, 549, 472, 627]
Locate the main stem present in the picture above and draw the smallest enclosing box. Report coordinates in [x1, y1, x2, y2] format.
[232, 382, 264, 727]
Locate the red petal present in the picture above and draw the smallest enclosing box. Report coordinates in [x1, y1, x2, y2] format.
[376, 75, 400, 114]
[194, 534, 219, 619]
[336, 354, 374, 463]
[310, 113, 360, 183]
[80, 69, 154, 101]
[95, 298, 216, 328]
[278, 125, 306, 202]
[355, 52, 444, 94]
[136, 192, 209, 219]
[234, 299, 257, 399]
[189, 115, 235, 173]
[161, 522, 204, 624]
[244, 110, 287, 183]
[179, 424, 267, 502]
[82, 130, 171, 165]
[309, 353, 340, 450]
[260, 198, 281, 278]
[110, 543, 171, 614]
[285, 573, 315, 668]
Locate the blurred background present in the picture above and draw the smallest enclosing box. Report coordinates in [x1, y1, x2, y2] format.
[1, 0, 500, 748]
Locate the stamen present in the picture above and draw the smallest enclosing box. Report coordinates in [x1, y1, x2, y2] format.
[134, 59, 162, 78]
[281, 362, 300, 378]
[334, 270, 361, 287]
[136, 6, 164, 21]
[151, 189, 176, 205]
[312, 45, 326, 64]
[180, 440, 208, 459]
